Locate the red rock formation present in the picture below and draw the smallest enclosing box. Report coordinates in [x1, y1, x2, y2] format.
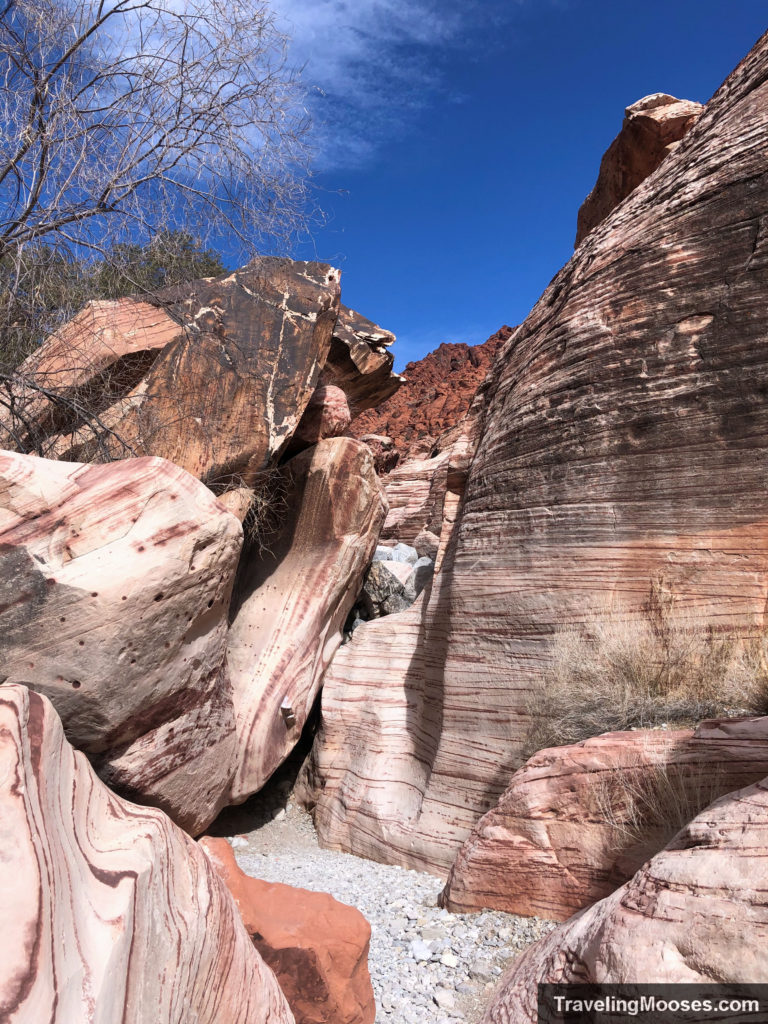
[306, 32, 768, 876]
[0, 685, 293, 1024]
[0, 449, 242, 835]
[227, 437, 386, 804]
[482, 772, 768, 1022]
[441, 718, 768, 921]
[350, 327, 511, 466]
[575, 93, 703, 246]
[201, 837, 375, 1024]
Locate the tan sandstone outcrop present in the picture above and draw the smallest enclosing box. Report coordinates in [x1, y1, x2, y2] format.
[227, 437, 386, 804]
[0, 448, 242, 834]
[481, 773, 768, 1023]
[575, 93, 703, 246]
[201, 837, 375, 1024]
[0, 685, 293, 1024]
[304, 33, 768, 875]
[441, 718, 768, 921]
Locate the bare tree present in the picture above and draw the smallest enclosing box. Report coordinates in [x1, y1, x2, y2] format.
[0, 0, 313, 461]
[0, 0, 309, 255]
[0, 0, 310, 361]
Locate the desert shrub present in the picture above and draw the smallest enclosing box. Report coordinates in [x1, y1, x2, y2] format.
[523, 580, 768, 759]
[590, 755, 733, 853]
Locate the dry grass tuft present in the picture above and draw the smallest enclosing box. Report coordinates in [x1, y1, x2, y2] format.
[524, 580, 768, 759]
[590, 755, 733, 853]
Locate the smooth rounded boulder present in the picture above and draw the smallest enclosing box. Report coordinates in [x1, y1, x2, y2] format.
[481, 772, 768, 1022]
[0, 685, 294, 1024]
[0, 448, 242, 834]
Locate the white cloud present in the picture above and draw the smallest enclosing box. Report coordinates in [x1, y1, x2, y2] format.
[271, 0, 507, 169]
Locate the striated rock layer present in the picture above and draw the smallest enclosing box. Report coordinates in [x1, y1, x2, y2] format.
[227, 437, 386, 804]
[0, 685, 294, 1024]
[575, 93, 703, 246]
[350, 328, 511, 466]
[482, 773, 768, 1023]
[441, 718, 768, 921]
[201, 838, 375, 1024]
[0, 448, 242, 834]
[306, 32, 768, 875]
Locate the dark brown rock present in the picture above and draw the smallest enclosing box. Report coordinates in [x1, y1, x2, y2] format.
[320, 304, 401, 416]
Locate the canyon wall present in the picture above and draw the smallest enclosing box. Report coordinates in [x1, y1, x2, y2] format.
[307, 30, 768, 874]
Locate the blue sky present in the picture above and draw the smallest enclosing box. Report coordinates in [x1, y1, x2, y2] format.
[273, 1, 767, 371]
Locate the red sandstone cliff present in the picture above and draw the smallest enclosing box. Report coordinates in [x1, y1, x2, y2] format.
[350, 326, 512, 466]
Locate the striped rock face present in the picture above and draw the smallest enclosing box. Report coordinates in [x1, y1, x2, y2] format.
[441, 718, 768, 921]
[0, 449, 242, 834]
[306, 31, 768, 875]
[481, 772, 768, 1023]
[0, 685, 294, 1024]
[227, 437, 386, 804]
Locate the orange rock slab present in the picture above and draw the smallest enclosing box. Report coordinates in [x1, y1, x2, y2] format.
[201, 837, 375, 1024]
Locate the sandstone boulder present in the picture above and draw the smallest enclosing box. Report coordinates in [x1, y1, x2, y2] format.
[0, 448, 242, 834]
[359, 434, 399, 474]
[441, 718, 768, 921]
[575, 93, 703, 246]
[320, 305, 401, 415]
[413, 528, 440, 560]
[0, 685, 293, 1024]
[227, 437, 386, 804]
[481, 772, 768, 1023]
[1, 259, 341, 493]
[293, 385, 351, 444]
[201, 837, 375, 1024]
[305, 33, 768, 875]
[359, 561, 410, 619]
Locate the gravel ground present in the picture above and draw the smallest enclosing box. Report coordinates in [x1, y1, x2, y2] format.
[212, 793, 554, 1024]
